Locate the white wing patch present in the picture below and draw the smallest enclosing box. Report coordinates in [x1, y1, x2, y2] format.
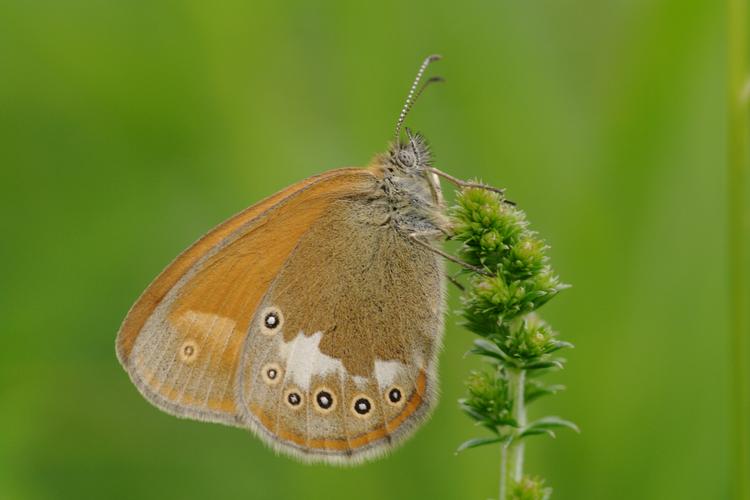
[278, 331, 345, 391]
[374, 360, 406, 389]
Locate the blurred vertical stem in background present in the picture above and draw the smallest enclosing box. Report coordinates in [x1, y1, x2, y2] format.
[451, 188, 577, 500]
[728, 1, 750, 499]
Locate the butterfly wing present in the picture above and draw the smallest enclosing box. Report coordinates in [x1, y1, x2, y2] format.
[237, 189, 445, 464]
[116, 168, 378, 426]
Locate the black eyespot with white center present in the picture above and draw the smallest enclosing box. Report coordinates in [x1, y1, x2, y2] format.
[354, 397, 371, 416]
[264, 312, 279, 329]
[287, 392, 301, 406]
[262, 363, 282, 385]
[260, 307, 283, 335]
[387, 387, 403, 405]
[315, 390, 334, 411]
[283, 388, 303, 409]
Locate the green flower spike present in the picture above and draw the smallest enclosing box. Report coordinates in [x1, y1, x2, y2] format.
[451, 187, 577, 500]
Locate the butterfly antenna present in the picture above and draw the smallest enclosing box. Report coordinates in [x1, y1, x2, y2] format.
[394, 54, 444, 142]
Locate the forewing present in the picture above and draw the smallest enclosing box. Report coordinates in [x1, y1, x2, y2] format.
[238, 195, 445, 463]
[116, 169, 378, 425]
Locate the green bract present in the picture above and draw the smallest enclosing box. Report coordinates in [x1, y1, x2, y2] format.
[510, 475, 552, 500]
[453, 189, 568, 333]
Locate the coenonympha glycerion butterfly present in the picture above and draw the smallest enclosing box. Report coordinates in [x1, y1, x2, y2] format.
[116, 55, 501, 464]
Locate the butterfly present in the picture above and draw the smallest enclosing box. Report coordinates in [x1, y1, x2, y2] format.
[116, 55, 500, 464]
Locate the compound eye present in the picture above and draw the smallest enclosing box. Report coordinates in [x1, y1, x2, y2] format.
[397, 149, 416, 168]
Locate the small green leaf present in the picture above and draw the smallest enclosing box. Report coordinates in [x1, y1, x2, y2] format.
[459, 404, 487, 422]
[526, 416, 580, 433]
[476, 420, 501, 432]
[455, 436, 504, 454]
[525, 383, 566, 403]
[545, 340, 575, 353]
[524, 359, 564, 371]
[520, 428, 556, 439]
[472, 338, 513, 362]
[496, 417, 519, 427]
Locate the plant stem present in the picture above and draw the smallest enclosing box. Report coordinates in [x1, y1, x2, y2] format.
[728, 0, 750, 498]
[499, 440, 509, 500]
[508, 367, 527, 483]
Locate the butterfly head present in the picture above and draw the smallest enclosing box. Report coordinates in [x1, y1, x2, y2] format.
[387, 54, 442, 174]
[389, 128, 432, 172]
[371, 56, 445, 209]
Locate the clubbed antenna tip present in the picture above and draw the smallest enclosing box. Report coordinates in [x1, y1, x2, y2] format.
[394, 54, 444, 141]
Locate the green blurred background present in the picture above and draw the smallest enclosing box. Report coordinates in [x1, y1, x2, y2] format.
[0, 0, 730, 499]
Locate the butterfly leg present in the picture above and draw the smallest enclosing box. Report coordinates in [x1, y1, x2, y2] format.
[427, 167, 515, 205]
[408, 230, 491, 276]
[446, 273, 466, 291]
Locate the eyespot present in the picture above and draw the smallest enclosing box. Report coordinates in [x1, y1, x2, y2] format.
[261, 363, 282, 385]
[386, 386, 403, 406]
[314, 388, 336, 413]
[265, 313, 279, 328]
[284, 388, 303, 409]
[352, 395, 373, 418]
[179, 340, 199, 363]
[260, 307, 283, 335]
